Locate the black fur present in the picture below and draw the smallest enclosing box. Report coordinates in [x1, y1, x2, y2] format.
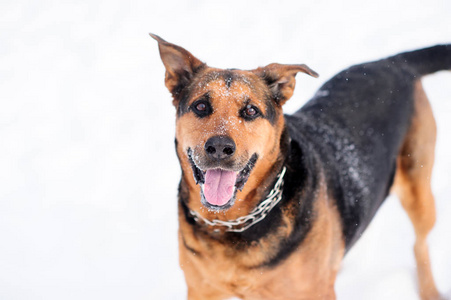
[263, 93, 278, 125]
[257, 136, 318, 268]
[397, 44, 451, 75]
[222, 70, 236, 88]
[289, 45, 451, 249]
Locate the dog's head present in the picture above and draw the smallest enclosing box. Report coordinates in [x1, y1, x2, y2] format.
[151, 34, 317, 211]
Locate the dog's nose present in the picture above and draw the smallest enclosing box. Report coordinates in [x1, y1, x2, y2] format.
[204, 136, 236, 160]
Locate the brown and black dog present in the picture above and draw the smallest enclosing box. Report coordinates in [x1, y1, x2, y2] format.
[151, 34, 450, 300]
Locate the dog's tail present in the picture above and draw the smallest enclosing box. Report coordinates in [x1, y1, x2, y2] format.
[391, 44, 451, 76]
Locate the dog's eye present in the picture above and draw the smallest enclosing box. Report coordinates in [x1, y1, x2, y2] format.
[196, 102, 206, 111]
[245, 106, 257, 116]
[191, 100, 212, 117]
[241, 104, 261, 120]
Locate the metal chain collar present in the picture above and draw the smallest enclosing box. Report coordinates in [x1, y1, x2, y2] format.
[189, 166, 287, 233]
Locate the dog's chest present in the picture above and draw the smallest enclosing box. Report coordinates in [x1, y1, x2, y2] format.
[179, 194, 344, 299]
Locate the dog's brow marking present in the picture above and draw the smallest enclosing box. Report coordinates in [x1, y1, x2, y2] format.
[201, 71, 253, 90]
[223, 71, 235, 88]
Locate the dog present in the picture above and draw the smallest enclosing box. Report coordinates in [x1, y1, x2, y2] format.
[150, 33, 450, 300]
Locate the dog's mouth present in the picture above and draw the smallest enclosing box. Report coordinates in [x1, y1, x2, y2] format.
[187, 149, 258, 211]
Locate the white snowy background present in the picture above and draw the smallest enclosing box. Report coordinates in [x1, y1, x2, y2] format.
[1, 0, 450, 299]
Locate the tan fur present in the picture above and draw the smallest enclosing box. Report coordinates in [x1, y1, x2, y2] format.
[392, 81, 441, 300]
[179, 175, 345, 300]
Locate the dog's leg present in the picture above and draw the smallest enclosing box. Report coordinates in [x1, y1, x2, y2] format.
[393, 81, 441, 300]
[183, 268, 232, 300]
[179, 238, 233, 300]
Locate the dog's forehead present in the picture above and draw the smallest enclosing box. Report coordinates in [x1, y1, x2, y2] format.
[201, 69, 254, 87]
[191, 69, 267, 103]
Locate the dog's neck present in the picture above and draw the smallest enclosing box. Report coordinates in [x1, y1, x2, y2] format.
[188, 165, 287, 233]
[179, 127, 290, 233]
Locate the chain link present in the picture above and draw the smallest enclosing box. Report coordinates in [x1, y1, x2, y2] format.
[190, 166, 286, 233]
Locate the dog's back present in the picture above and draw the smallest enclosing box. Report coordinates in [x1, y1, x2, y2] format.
[288, 45, 451, 249]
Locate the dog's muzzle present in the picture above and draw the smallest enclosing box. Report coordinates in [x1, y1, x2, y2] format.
[187, 148, 258, 211]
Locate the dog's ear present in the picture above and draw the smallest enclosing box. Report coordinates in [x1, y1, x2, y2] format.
[251, 63, 318, 105]
[150, 34, 205, 104]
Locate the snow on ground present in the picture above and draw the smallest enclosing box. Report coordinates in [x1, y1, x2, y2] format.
[0, 0, 450, 299]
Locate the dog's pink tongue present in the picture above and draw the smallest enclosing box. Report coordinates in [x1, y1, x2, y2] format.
[203, 169, 237, 206]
